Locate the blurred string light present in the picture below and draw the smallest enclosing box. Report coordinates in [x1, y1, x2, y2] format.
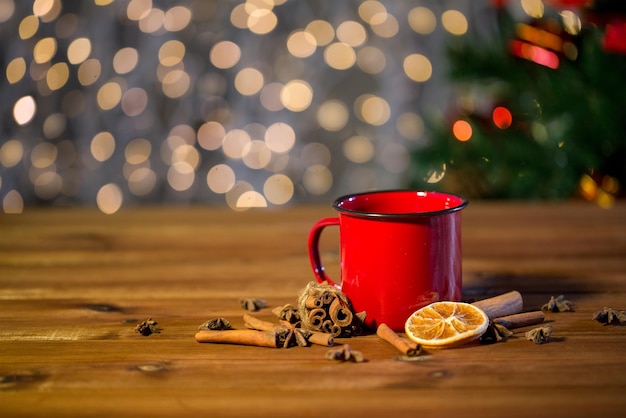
[510, 0, 582, 68]
[579, 173, 619, 209]
[0, 0, 475, 213]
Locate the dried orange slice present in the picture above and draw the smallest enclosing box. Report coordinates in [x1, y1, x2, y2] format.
[405, 301, 489, 348]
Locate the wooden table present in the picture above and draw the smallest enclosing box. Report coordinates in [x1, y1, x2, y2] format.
[1, 202, 625, 417]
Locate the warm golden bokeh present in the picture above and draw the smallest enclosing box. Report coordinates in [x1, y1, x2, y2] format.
[0, 0, 487, 213]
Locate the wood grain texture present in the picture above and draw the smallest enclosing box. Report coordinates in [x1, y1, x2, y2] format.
[1, 202, 626, 417]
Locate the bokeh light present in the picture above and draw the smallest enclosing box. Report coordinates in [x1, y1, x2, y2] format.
[164, 5, 192, 32]
[47, 62, 69, 90]
[303, 164, 333, 195]
[324, 42, 357, 70]
[521, 0, 544, 19]
[19, 15, 39, 39]
[91, 132, 116, 162]
[453, 120, 472, 142]
[396, 112, 424, 141]
[403, 54, 432, 82]
[207, 164, 236, 194]
[317, 100, 349, 132]
[356, 46, 386, 74]
[0, 139, 24, 168]
[408, 7, 437, 34]
[6, 57, 26, 84]
[336, 20, 367, 47]
[370, 12, 399, 38]
[78, 59, 101, 86]
[97, 183, 123, 214]
[128, 167, 157, 197]
[287, 30, 317, 58]
[441, 10, 468, 36]
[198, 121, 226, 151]
[43, 113, 66, 139]
[264, 174, 294, 205]
[355, 94, 391, 126]
[13, 96, 37, 125]
[343, 136, 375, 164]
[265, 123, 296, 153]
[33, 37, 57, 63]
[113, 48, 139, 74]
[281, 80, 313, 112]
[67, 37, 91, 64]
[210, 41, 242, 69]
[305, 19, 334, 46]
[358, 1, 387, 25]
[97, 81, 122, 110]
[247, 9, 278, 35]
[492, 106, 513, 129]
[159, 40, 185, 67]
[0, 0, 15, 23]
[235, 67, 264, 96]
[3, 190, 24, 214]
[30, 142, 57, 168]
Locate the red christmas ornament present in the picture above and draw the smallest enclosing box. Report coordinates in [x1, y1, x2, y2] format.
[603, 19, 626, 54]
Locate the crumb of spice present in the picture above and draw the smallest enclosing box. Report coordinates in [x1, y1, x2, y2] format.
[592, 307, 626, 326]
[525, 325, 552, 344]
[198, 317, 232, 331]
[542, 295, 573, 312]
[325, 344, 365, 363]
[239, 298, 267, 312]
[135, 318, 160, 336]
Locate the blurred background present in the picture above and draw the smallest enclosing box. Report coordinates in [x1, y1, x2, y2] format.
[1, 0, 624, 213]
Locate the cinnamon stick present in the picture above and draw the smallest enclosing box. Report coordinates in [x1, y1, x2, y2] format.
[320, 291, 335, 306]
[472, 291, 523, 319]
[279, 319, 296, 329]
[329, 298, 353, 327]
[305, 295, 322, 309]
[195, 330, 277, 347]
[243, 313, 279, 331]
[377, 323, 421, 357]
[494, 310, 545, 329]
[307, 331, 335, 347]
[321, 319, 342, 336]
[308, 308, 327, 329]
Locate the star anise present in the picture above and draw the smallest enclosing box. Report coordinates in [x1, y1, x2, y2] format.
[198, 317, 231, 331]
[480, 322, 514, 344]
[542, 295, 573, 312]
[325, 344, 365, 362]
[272, 303, 301, 326]
[525, 325, 552, 344]
[135, 318, 160, 336]
[592, 307, 626, 325]
[239, 298, 267, 312]
[276, 327, 310, 348]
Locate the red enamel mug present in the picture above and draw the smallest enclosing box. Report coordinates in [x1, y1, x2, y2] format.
[307, 190, 468, 331]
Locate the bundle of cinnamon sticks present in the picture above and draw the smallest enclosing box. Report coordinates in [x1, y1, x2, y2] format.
[297, 281, 365, 337]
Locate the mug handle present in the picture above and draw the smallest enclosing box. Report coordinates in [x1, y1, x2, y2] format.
[307, 217, 340, 288]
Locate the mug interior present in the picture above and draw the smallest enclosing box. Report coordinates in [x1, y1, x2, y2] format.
[333, 190, 467, 217]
